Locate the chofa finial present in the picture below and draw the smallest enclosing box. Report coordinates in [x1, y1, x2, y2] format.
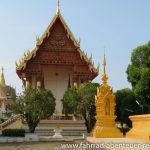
[56, 0, 60, 14]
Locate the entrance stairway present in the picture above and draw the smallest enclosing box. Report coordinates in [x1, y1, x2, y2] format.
[0, 114, 22, 130]
[23, 120, 87, 136]
[0, 114, 87, 136]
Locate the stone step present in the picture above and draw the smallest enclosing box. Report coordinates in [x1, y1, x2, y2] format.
[23, 127, 86, 130]
[24, 124, 86, 127]
[34, 130, 87, 136]
[25, 129, 87, 136]
[23, 119, 87, 136]
[39, 120, 85, 123]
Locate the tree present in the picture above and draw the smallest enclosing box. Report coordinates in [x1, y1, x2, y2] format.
[63, 87, 81, 115]
[115, 88, 139, 135]
[9, 87, 56, 133]
[63, 82, 99, 133]
[127, 41, 150, 113]
[77, 83, 99, 133]
[115, 88, 138, 124]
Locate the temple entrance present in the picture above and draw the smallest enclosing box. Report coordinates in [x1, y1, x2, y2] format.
[43, 66, 72, 114]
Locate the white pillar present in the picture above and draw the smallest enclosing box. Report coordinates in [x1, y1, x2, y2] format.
[73, 82, 77, 87]
[37, 81, 41, 88]
[26, 81, 30, 88]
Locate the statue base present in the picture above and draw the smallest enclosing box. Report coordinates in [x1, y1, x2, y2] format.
[52, 129, 63, 138]
[126, 114, 150, 142]
[93, 116, 122, 138]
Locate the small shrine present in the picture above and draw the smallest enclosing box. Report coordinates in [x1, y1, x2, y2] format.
[0, 68, 7, 114]
[93, 52, 122, 138]
[0, 68, 15, 114]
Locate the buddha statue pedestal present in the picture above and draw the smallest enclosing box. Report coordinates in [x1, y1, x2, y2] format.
[93, 116, 122, 138]
[52, 124, 63, 138]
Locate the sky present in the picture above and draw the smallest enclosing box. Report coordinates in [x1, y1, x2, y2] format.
[0, 0, 150, 94]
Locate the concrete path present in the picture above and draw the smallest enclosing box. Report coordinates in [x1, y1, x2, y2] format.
[0, 137, 149, 150]
[0, 142, 104, 150]
[87, 137, 150, 150]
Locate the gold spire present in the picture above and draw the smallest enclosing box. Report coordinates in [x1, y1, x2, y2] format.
[101, 50, 108, 83]
[102, 49, 106, 75]
[56, 0, 60, 14]
[0, 67, 6, 86]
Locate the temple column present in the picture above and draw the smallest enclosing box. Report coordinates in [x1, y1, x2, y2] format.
[36, 76, 42, 88]
[37, 81, 41, 88]
[25, 76, 31, 88]
[72, 75, 78, 87]
[73, 82, 77, 87]
[26, 81, 30, 88]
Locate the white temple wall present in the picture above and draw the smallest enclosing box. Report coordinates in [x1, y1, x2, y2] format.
[43, 66, 72, 114]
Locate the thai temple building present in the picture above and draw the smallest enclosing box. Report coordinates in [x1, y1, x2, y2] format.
[16, 3, 99, 115]
[0, 68, 16, 113]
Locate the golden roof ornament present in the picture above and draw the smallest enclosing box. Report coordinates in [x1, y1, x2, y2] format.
[15, 61, 19, 68]
[89, 54, 92, 63]
[97, 63, 100, 72]
[85, 52, 87, 57]
[56, 0, 60, 14]
[77, 37, 81, 46]
[36, 36, 41, 46]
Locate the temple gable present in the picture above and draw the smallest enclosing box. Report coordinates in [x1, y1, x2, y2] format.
[40, 19, 76, 51]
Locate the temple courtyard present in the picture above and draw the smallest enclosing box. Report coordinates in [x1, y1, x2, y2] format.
[0, 141, 148, 150]
[0, 1, 150, 150]
[0, 142, 79, 150]
[0, 142, 74, 150]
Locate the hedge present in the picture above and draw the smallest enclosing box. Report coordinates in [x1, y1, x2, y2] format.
[2, 129, 25, 137]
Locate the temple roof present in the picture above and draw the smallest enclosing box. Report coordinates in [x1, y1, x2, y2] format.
[16, 9, 99, 75]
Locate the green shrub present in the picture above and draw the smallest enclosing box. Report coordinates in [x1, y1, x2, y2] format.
[0, 118, 5, 123]
[2, 129, 25, 137]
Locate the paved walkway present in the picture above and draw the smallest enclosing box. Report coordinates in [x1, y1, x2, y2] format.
[87, 137, 149, 150]
[0, 142, 63, 150]
[0, 137, 149, 150]
[0, 142, 65, 150]
[0, 142, 104, 150]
